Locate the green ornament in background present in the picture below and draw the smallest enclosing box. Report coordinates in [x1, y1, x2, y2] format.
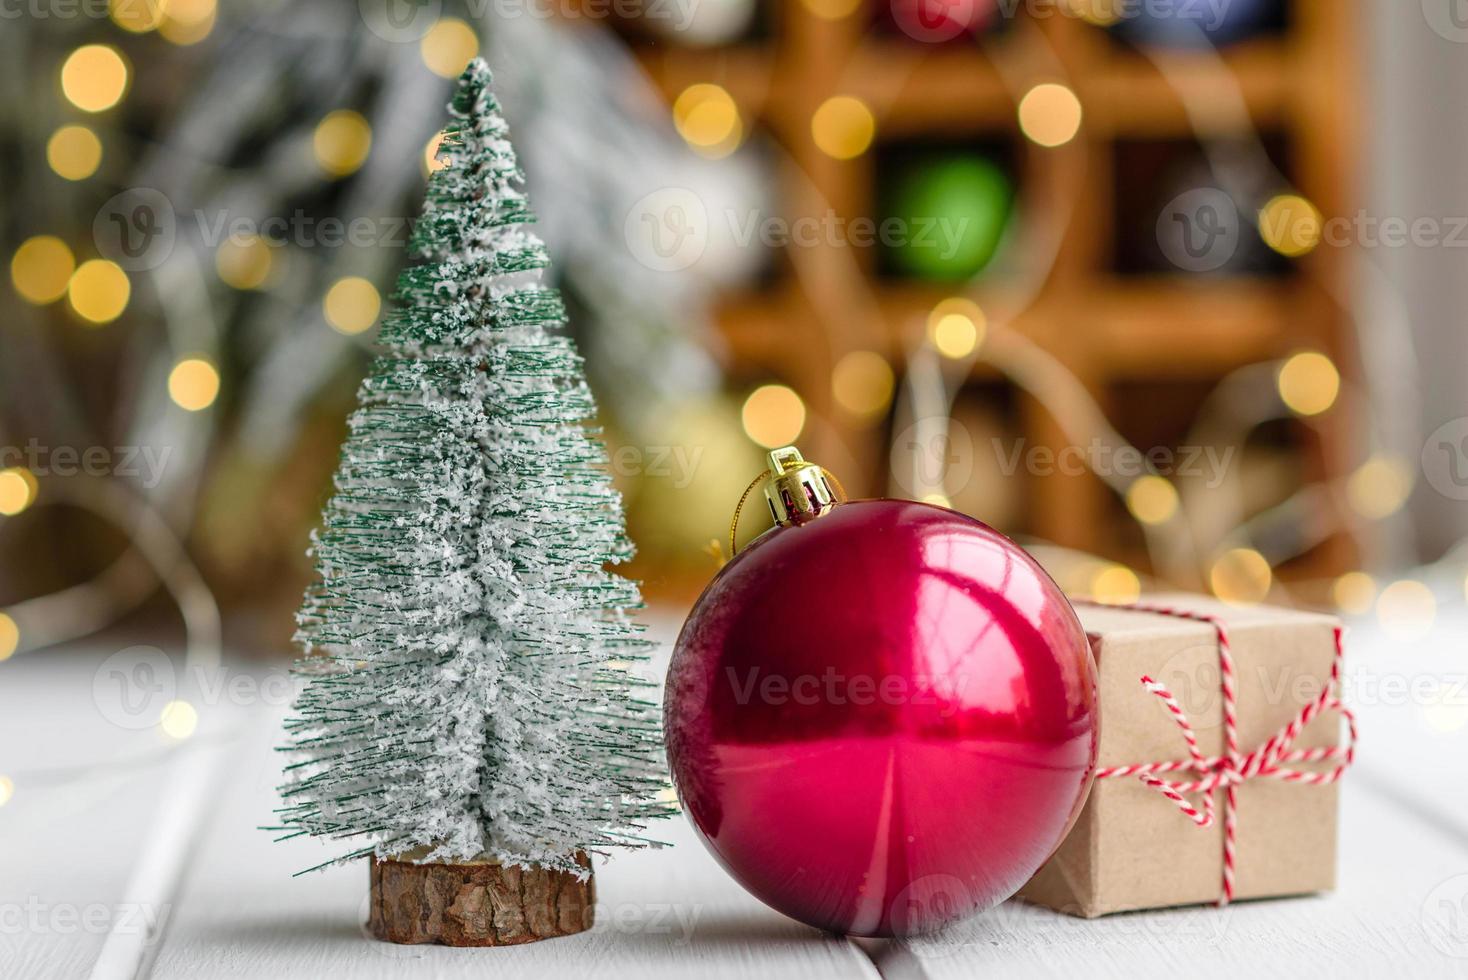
[884, 154, 1013, 281]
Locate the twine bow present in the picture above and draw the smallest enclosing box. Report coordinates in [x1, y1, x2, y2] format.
[1076, 600, 1357, 906]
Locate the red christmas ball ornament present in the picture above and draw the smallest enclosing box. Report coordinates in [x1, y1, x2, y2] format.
[665, 447, 1097, 937]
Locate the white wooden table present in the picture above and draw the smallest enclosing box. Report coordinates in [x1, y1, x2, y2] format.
[4, 610, 1467, 979]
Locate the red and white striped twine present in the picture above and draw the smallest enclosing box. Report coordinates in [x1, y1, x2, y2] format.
[1074, 599, 1357, 907]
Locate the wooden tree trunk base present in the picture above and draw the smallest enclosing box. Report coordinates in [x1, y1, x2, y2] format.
[368, 851, 594, 946]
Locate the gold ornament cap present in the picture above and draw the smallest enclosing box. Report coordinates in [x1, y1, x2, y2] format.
[763, 446, 839, 527]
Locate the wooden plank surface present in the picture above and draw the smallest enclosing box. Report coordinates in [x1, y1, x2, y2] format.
[5, 611, 1466, 979]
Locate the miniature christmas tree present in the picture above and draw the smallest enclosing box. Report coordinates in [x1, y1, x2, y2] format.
[275, 60, 669, 945]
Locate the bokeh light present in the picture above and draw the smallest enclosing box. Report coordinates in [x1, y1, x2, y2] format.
[1125, 475, 1180, 525]
[11, 236, 75, 305]
[159, 0, 217, 46]
[1332, 571, 1377, 615]
[1376, 579, 1436, 641]
[423, 131, 453, 176]
[67, 259, 130, 325]
[1018, 83, 1083, 148]
[215, 236, 275, 290]
[801, 0, 862, 17]
[1259, 193, 1322, 257]
[1091, 564, 1142, 604]
[927, 298, 986, 359]
[0, 613, 16, 661]
[1209, 547, 1272, 604]
[831, 350, 895, 419]
[324, 277, 381, 335]
[168, 357, 221, 412]
[61, 45, 130, 113]
[109, 0, 164, 33]
[1347, 455, 1413, 520]
[421, 18, 479, 79]
[921, 492, 953, 508]
[811, 96, 875, 160]
[46, 125, 103, 181]
[673, 84, 742, 159]
[160, 699, 199, 740]
[0, 774, 12, 806]
[1277, 351, 1340, 416]
[313, 110, 373, 179]
[0, 469, 38, 517]
[1069, 0, 1124, 25]
[741, 384, 806, 448]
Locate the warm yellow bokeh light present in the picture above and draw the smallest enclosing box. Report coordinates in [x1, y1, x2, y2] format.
[1091, 564, 1142, 604]
[47, 125, 103, 181]
[741, 384, 806, 449]
[0, 775, 12, 807]
[61, 45, 130, 113]
[1125, 475, 1180, 525]
[421, 18, 479, 79]
[160, 699, 199, 740]
[109, 0, 164, 32]
[159, 0, 217, 45]
[0, 613, 16, 662]
[1209, 548, 1272, 604]
[0, 469, 38, 518]
[1018, 83, 1083, 148]
[1277, 351, 1340, 417]
[11, 236, 75, 305]
[1259, 193, 1322, 258]
[324, 277, 381, 335]
[215, 236, 274, 290]
[800, 0, 862, 18]
[1332, 571, 1377, 615]
[168, 358, 221, 412]
[67, 259, 130, 325]
[1347, 455, 1413, 520]
[1377, 579, 1436, 641]
[831, 350, 895, 419]
[811, 96, 876, 160]
[921, 492, 953, 508]
[1069, 0, 1124, 25]
[673, 84, 742, 158]
[927, 298, 986, 359]
[423, 131, 453, 176]
[313, 110, 373, 179]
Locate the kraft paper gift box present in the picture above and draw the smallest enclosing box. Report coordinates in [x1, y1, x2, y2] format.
[1019, 595, 1350, 918]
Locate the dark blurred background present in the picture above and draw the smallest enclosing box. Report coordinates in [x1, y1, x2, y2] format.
[2, 0, 1464, 660]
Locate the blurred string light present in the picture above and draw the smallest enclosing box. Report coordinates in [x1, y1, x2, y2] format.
[742, 384, 806, 448]
[1068, 0, 1124, 26]
[811, 95, 875, 160]
[324, 277, 381, 335]
[1125, 475, 1180, 526]
[0, 468, 38, 516]
[1091, 563, 1142, 604]
[215, 235, 275, 290]
[10, 236, 75, 305]
[831, 350, 895, 419]
[168, 357, 221, 412]
[1017, 83, 1083, 148]
[0, 774, 12, 807]
[158, 0, 216, 46]
[1209, 547, 1272, 604]
[0, 613, 16, 661]
[313, 110, 372, 179]
[800, 0, 862, 18]
[926, 298, 986, 359]
[60, 45, 130, 113]
[46, 125, 102, 181]
[922, 492, 953, 508]
[1259, 193, 1322, 258]
[1276, 350, 1340, 416]
[421, 17, 479, 79]
[1376, 579, 1435, 641]
[159, 699, 199, 740]
[673, 84, 742, 159]
[1331, 570, 1377, 615]
[67, 259, 130, 325]
[423, 131, 452, 176]
[109, 0, 163, 32]
[1346, 455, 1413, 520]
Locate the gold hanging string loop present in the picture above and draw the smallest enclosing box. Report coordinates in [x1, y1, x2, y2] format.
[821, 468, 849, 505]
[727, 465, 850, 560]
